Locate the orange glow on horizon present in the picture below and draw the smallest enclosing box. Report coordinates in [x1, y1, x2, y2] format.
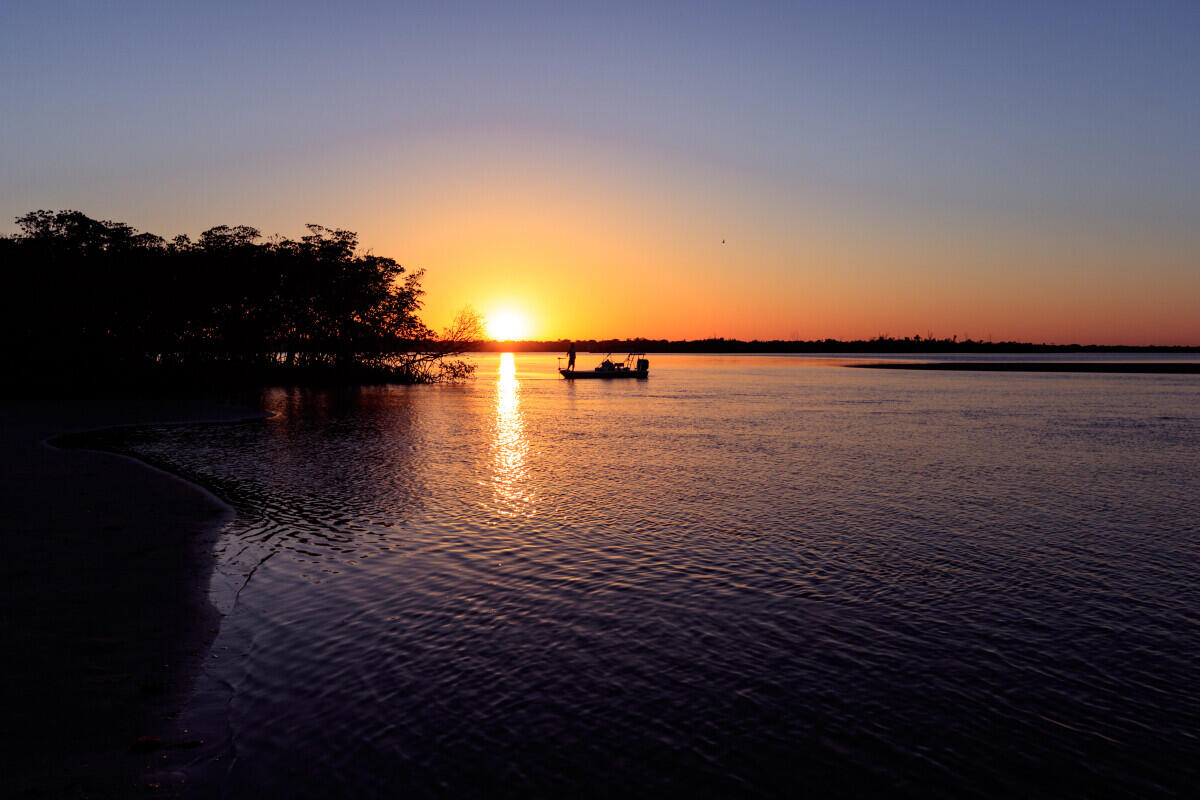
[237, 136, 1198, 347]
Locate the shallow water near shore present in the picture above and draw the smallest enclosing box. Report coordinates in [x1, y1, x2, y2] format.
[101, 353, 1199, 797]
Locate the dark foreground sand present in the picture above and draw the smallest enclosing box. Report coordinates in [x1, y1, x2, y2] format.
[1, 397, 267, 799]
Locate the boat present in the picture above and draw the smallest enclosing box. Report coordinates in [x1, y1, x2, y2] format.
[559, 352, 649, 379]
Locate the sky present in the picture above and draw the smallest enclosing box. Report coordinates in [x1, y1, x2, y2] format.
[2, 0, 1198, 344]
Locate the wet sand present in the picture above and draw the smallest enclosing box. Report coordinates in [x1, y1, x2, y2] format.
[0, 397, 266, 798]
[849, 361, 1200, 373]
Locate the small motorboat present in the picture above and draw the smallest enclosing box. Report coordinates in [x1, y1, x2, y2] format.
[560, 352, 649, 379]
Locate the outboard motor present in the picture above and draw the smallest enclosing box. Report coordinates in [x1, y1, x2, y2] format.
[636, 358, 649, 372]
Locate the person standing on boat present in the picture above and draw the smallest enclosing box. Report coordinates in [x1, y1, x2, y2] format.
[567, 342, 577, 372]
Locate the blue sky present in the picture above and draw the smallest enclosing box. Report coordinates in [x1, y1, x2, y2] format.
[3, 1, 1197, 341]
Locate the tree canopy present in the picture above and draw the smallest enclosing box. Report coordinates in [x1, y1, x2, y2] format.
[1, 210, 479, 384]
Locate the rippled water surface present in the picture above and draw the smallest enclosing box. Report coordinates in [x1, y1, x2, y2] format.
[111, 354, 1199, 797]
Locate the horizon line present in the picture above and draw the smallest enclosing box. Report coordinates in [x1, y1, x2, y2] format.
[473, 337, 1200, 350]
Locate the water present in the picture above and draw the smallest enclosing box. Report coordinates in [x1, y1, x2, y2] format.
[106, 354, 1199, 797]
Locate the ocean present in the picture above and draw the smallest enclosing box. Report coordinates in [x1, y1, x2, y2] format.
[101, 353, 1200, 797]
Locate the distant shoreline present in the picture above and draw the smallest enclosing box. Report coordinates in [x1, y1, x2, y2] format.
[849, 362, 1200, 373]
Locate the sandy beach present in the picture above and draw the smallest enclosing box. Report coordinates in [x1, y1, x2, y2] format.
[1, 396, 266, 798]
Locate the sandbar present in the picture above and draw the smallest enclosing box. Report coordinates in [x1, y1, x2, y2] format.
[848, 361, 1200, 373]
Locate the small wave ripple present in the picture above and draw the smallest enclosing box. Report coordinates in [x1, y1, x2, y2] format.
[107, 355, 1200, 798]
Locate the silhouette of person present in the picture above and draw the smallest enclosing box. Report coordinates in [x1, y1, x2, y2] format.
[567, 342, 577, 371]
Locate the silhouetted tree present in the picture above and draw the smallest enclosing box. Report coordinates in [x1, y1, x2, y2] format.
[0, 210, 476, 384]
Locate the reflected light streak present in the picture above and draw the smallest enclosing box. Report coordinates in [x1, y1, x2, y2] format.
[491, 353, 534, 516]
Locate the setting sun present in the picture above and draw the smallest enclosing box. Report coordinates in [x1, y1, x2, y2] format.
[486, 309, 531, 341]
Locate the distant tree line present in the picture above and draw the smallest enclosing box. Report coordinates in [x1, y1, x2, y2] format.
[477, 337, 1197, 354]
[1, 210, 481, 385]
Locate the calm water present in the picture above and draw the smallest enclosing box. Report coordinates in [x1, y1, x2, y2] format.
[107, 354, 1199, 797]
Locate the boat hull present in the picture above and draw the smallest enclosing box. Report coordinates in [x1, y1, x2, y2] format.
[560, 369, 648, 380]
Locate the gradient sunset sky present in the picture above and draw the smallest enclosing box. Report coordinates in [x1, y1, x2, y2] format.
[3, 1, 1197, 344]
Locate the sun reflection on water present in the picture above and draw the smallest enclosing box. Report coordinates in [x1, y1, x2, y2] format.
[491, 352, 534, 516]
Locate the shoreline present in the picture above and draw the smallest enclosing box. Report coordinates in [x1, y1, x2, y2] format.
[1, 397, 269, 798]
